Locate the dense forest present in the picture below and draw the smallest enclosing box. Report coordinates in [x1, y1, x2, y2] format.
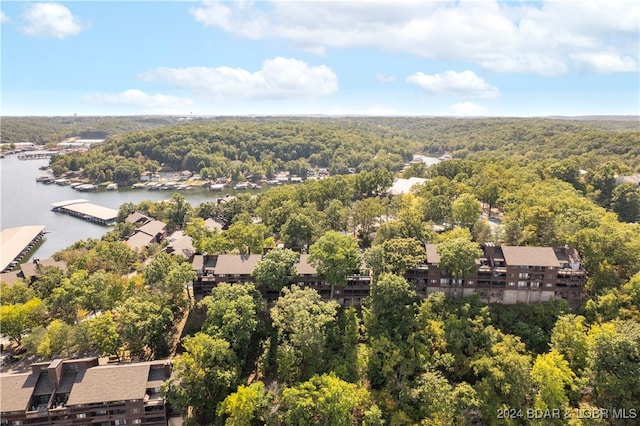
[1, 116, 640, 425]
[25, 117, 640, 185]
[0, 115, 181, 145]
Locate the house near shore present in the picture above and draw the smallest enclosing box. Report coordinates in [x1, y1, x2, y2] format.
[124, 213, 167, 252]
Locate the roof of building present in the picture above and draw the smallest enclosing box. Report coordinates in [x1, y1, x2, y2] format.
[204, 218, 224, 231]
[296, 254, 317, 275]
[66, 363, 150, 406]
[125, 231, 155, 251]
[0, 372, 38, 412]
[192, 254, 204, 271]
[214, 254, 262, 275]
[0, 270, 21, 285]
[425, 244, 441, 264]
[502, 246, 561, 268]
[20, 258, 67, 279]
[0, 225, 46, 272]
[60, 202, 118, 221]
[388, 177, 428, 195]
[165, 230, 195, 259]
[138, 219, 166, 237]
[125, 212, 151, 225]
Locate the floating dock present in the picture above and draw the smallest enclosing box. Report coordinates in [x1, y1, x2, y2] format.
[0, 225, 46, 272]
[52, 199, 118, 225]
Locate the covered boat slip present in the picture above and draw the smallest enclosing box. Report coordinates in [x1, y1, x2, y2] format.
[51, 199, 117, 225]
[0, 225, 46, 272]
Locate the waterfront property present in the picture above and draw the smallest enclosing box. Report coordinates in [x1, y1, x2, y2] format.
[51, 200, 118, 225]
[0, 225, 46, 273]
[0, 358, 173, 426]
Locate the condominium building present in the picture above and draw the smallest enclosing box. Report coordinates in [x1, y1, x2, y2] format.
[191, 245, 585, 306]
[1, 358, 172, 426]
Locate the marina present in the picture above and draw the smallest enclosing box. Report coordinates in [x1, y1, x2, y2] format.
[51, 200, 118, 225]
[0, 225, 46, 272]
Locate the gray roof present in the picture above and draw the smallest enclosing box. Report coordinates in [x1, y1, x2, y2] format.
[0, 225, 46, 271]
[502, 246, 561, 268]
[0, 372, 38, 412]
[214, 254, 262, 275]
[66, 363, 150, 405]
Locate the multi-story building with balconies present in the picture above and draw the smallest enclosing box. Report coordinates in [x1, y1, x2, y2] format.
[1, 358, 172, 426]
[191, 245, 585, 307]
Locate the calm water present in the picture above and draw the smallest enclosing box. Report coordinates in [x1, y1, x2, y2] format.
[0, 154, 258, 259]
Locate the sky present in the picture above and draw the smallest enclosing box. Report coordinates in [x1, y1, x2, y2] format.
[1, 1, 638, 117]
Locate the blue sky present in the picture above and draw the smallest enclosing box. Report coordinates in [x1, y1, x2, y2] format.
[1, 1, 638, 116]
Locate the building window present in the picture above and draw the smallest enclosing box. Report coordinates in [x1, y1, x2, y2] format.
[518, 281, 527, 288]
[545, 283, 553, 288]
[508, 282, 515, 286]
[130, 408, 140, 414]
[431, 279, 438, 284]
[132, 421, 142, 425]
[77, 414, 86, 419]
[519, 273, 529, 279]
[113, 421, 127, 426]
[467, 280, 474, 285]
[440, 278, 449, 285]
[531, 282, 540, 289]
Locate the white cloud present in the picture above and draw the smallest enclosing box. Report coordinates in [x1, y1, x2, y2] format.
[21, 3, 87, 39]
[407, 70, 500, 99]
[376, 73, 396, 83]
[1, 11, 9, 23]
[83, 89, 194, 113]
[449, 102, 490, 117]
[139, 57, 338, 100]
[190, 0, 639, 75]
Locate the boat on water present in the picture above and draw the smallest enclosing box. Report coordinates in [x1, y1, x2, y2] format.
[132, 183, 146, 189]
[234, 182, 249, 190]
[54, 178, 71, 186]
[209, 183, 225, 191]
[106, 183, 118, 190]
[36, 175, 54, 183]
[75, 184, 98, 191]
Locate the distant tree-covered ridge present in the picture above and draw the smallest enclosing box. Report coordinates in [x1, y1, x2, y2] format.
[1, 115, 180, 146]
[41, 117, 639, 185]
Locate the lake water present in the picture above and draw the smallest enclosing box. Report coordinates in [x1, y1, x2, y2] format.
[0, 154, 259, 259]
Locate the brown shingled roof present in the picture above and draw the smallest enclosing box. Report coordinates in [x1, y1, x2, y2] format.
[501, 246, 560, 268]
[66, 363, 150, 406]
[214, 254, 262, 275]
[425, 244, 441, 264]
[0, 372, 38, 412]
[296, 254, 317, 275]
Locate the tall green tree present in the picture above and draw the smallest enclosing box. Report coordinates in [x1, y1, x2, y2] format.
[199, 283, 260, 360]
[280, 373, 371, 426]
[270, 285, 339, 383]
[309, 231, 360, 299]
[252, 248, 299, 291]
[164, 333, 239, 425]
[218, 382, 272, 426]
[452, 193, 482, 230]
[436, 237, 482, 283]
[380, 237, 426, 275]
